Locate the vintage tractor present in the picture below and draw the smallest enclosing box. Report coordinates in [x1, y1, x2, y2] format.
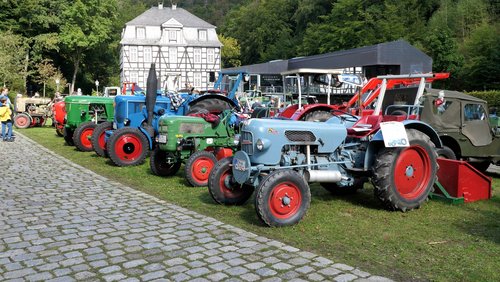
[13, 95, 53, 128]
[53, 100, 66, 136]
[208, 74, 442, 227]
[420, 89, 500, 172]
[101, 65, 247, 166]
[151, 110, 241, 186]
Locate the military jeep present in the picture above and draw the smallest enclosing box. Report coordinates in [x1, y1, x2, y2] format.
[420, 89, 500, 172]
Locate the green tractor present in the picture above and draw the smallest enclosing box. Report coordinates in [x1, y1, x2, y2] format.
[63, 96, 115, 151]
[151, 110, 242, 187]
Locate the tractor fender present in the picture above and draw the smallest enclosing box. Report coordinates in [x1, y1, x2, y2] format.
[138, 126, 154, 150]
[364, 120, 442, 170]
[293, 104, 336, 120]
[189, 94, 240, 111]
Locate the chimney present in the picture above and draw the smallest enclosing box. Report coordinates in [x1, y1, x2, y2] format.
[172, 3, 177, 10]
[158, 2, 163, 9]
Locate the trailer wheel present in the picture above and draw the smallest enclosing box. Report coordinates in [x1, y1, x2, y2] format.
[320, 177, 367, 195]
[372, 129, 437, 211]
[63, 127, 74, 146]
[149, 146, 181, 176]
[208, 157, 253, 205]
[73, 122, 96, 152]
[185, 150, 217, 187]
[436, 146, 456, 159]
[303, 110, 332, 122]
[91, 121, 113, 157]
[187, 98, 232, 115]
[14, 113, 31, 129]
[255, 170, 311, 227]
[107, 127, 149, 166]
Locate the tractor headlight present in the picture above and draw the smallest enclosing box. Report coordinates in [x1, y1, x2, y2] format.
[256, 139, 264, 151]
[124, 118, 130, 126]
[233, 134, 240, 146]
[256, 138, 270, 151]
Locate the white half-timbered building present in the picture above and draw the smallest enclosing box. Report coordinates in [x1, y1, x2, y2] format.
[120, 3, 222, 90]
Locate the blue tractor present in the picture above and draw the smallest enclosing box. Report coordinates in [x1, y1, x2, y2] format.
[208, 74, 443, 227]
[98, 64, 246, 166]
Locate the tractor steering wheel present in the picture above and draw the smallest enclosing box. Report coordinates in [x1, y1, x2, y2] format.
[330, 109, 358, 123]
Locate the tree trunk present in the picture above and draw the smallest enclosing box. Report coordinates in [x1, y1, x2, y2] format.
[71, 50, 81, 94]
[24, 51, 29, 95]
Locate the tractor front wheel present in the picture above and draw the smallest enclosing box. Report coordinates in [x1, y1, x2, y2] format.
[185, 150, 217, 187]
[63, 127, 74, 146]
[372, 129, 437, 211]
[208, 157, 253, 205]
[255, 169, 311, 227]
[149, 147, 181, 176]
[91, 121, 113, 157]
[73, 122, 97, 152]
[14, 113, 31, 129]
[107, 127, 149, 166]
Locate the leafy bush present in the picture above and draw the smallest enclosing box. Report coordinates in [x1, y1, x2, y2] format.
[466, 90, 500, 108]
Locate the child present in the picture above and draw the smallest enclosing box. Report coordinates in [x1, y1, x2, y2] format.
[0, 97, 14, 141]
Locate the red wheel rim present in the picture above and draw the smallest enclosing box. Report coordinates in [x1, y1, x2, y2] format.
[114, 134, 143, 162]
[394, 145, 432, 200]
[80, 128, 94, 149]
[16, 116, 29, 127]
[219, 169, 243, 199]
[191, 156, 214, 185]
[268, 182, 302, 219]
[98, 127, 110, 150]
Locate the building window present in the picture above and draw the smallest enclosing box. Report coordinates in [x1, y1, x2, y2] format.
[169, 47, 177, 65]
[136, 27, 145, 39]
[194, 48, 201, 63]
[130, 72, 138, 83]
[194, 72, 202, 88]
[169, 30, 177, 42]
[143, 47, 152, 62]
[198, 29, 207, 41]
[207, 49, 214, 64]
[129, 46, 137, 62]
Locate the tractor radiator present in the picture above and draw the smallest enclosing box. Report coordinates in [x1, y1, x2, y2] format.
[285, 130, 316, 142]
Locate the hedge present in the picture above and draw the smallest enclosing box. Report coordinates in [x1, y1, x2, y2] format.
[466, 90, 500, 108]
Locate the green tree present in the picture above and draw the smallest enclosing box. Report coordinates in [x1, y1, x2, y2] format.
[219, 35, 241, 68]
[0, 31, 27, 91]
[59, 0, 117, 93]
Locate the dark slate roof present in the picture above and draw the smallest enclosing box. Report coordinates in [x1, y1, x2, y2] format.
[223, 40, 432, 74]
[126, 7, 215, 28]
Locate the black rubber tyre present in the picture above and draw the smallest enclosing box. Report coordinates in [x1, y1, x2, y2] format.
[208, 157, 254, 205]
[63, 127, 74, 146]
[91, 121, 113, 157]
[471, 161, 491, 173]
[185, 150, 218, 187]
[73, 121, 97, 152]
[149, 146, 181, 176]
[372, 129, 437, 212]
[56, 127, 64, 137]
[107, 127, 149, 167]
[187, 98, 232, 114]
[320, 177, 367, 195]
[436, 146, 456, 159]
[255, 169, 311, 227]
[302, 110, 332, 122]
[13, 113, 31, 129]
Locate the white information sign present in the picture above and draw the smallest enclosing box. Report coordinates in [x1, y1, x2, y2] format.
[380, 122, 409, 147]
[158, 135, 167, 143]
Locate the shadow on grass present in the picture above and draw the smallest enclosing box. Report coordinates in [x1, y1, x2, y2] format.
[454, 202, 500, 244]
[311, 184, 386, 211]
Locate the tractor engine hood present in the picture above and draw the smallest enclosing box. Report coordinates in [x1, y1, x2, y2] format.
[240, 118, 347, 165]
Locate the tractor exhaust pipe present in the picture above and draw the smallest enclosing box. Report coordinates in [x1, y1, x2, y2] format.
[304, 170, 342, 183]
[146, 63, 157, 127]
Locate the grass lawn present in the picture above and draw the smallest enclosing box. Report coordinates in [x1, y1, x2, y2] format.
[17, 126, 500, 281]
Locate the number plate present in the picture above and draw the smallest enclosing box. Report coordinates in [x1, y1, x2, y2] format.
[234, 159, 247, 171]
[380, 122, 409, 147]
[158, 135, 167, 143]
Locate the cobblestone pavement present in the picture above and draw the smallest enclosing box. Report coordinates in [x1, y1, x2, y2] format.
[0, 134, 393, 282]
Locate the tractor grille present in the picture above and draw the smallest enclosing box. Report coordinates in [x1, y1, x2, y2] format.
[285, 130, 316, 142]
[179, 123, 205, 134]
[240, 131, 254, 155]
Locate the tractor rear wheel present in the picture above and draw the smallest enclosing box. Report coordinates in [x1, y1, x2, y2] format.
[208, 157, 254, 205]
[372, 129, 437, 211]
[14, 113, 31, 129]
[73, 122, 96, 152]
[255, 169, 311, 227]
[320, 177, 367, 195]
[107, 127, 149, 166]
[149, 147, 181, 176]
[185, 150, 217, 187]
[63, 127, 74, 146]
[91, 121, 113, 157]
[187, 98, 232, 115]
[303, 110, 332, 122]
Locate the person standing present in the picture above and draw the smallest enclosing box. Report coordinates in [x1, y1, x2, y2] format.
[0, 97, 14, 141]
